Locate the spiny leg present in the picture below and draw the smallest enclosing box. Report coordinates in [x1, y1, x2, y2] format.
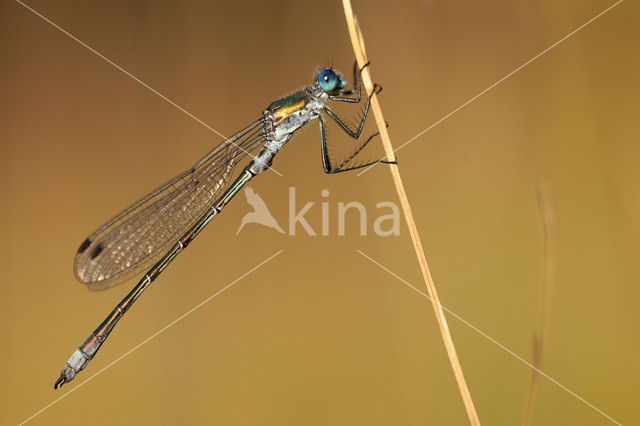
[320, 71, 391, 174]
[324, 83, 382, 140]
[326, 158, 397, 174]
[319, 115, 395, 174]
[318, 114, 332, 173]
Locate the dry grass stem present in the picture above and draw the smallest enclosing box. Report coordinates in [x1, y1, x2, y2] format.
[522, 184, 557, 425]
[341, 1, 480, 424]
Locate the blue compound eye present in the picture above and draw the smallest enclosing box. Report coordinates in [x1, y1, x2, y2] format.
[317, 68, 339, 91]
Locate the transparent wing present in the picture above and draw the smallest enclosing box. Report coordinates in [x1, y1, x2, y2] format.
[74, 119, 265, 291]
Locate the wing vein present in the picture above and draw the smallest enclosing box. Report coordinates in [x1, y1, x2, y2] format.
[74, 119, 266, 290]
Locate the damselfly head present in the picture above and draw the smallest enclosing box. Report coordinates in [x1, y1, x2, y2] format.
[315, 68, 345, 93]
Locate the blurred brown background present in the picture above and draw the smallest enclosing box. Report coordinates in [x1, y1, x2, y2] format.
[1, 0, 638, 425]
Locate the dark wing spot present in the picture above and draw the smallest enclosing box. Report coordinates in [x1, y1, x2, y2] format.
[89, 243, 104, 260]
[77, 238, 92, 254]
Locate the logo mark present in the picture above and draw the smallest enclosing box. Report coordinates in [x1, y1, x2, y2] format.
[236, 186, 285, 235]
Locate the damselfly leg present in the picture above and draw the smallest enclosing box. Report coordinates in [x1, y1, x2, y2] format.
[320, 63, 395, 173]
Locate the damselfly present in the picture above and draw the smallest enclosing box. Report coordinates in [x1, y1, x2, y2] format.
[55, 62, 393, 389]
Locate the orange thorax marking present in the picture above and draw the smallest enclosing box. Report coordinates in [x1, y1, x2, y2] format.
[271, 98, 306, 125]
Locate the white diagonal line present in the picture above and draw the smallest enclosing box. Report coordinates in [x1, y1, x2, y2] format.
[356, 249, 622, 425]
[15, 0, 283, 177]
[357, 0, 624, 176]
[18, 249, 283, 426]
